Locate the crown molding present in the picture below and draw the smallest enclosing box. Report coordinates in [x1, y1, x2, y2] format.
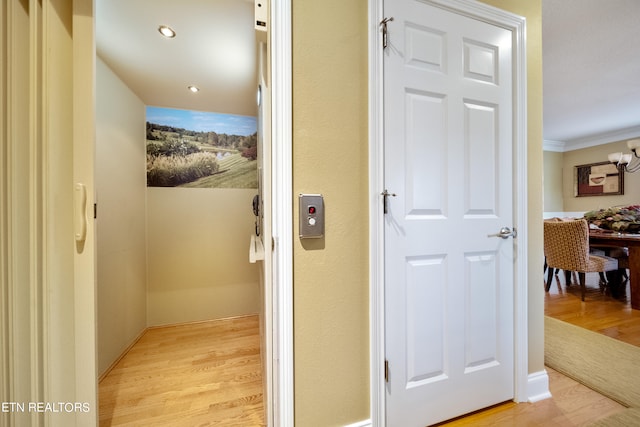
[543, 139, 565, 152]
[545, 125, 640, 153]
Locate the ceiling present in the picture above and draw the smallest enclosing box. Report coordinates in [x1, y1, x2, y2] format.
[96, 0, 258, 118]
[543, 0, 640, 149]
[97, 0, 640, 149]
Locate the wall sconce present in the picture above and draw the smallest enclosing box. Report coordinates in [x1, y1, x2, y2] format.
[609, 138, 640, 173]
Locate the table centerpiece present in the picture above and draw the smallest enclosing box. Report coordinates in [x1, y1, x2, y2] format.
[583, 205, 640, 233]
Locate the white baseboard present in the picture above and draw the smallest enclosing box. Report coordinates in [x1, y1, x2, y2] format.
[344, 420, 372, 427]
[527, 369, 552, 403]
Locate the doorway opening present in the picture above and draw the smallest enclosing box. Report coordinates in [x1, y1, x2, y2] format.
[94, 0, 282, 424]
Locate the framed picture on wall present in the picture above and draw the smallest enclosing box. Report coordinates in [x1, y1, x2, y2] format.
[145, 106, 258, 189]
[574, 161, 624, 197]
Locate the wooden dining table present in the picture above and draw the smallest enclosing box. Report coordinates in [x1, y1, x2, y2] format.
[589, 230, 640, 309]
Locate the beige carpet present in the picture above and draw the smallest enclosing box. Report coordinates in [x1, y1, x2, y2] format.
[545, 316, 640, 425]
[589, 408, 640, 427]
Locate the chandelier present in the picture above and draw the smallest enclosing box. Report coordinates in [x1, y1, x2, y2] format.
[609, 138, 640, 173]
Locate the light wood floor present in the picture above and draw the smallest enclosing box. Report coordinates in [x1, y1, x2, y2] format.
[99, 273, 640, 426]
[99, 315, 265, 426]
[439, 367, 625, 426]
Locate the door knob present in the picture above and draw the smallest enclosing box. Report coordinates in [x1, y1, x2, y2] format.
[488, 227, 516, 239]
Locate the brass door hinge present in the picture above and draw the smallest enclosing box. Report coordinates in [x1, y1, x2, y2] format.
[385, 359, 389, 382]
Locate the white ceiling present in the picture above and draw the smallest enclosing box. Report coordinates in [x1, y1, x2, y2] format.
[97, 0, 640, 150]
[96, 0, 258, 118]
[543, 0, 640, 150]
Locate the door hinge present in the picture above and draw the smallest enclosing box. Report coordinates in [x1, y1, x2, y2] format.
[384, 359, 389, 382]
[381, 189, 396, 214]
[94, 203, 97, 219]
[380, 17, 394, 49]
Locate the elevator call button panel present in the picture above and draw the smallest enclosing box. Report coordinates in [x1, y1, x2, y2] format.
[299, 194, 324, 239]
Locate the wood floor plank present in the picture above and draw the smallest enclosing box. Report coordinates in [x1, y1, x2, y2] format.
[439, 368, 626, 426]
[99, 315, 265, 426]
[100, 273, 640, 426]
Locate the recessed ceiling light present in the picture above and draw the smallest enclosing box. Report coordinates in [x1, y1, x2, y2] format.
[158, 25, 176, 38]
[188, 85, 200, 93]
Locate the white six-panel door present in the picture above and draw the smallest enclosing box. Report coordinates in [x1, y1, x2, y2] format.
[383, 1, 516, 425]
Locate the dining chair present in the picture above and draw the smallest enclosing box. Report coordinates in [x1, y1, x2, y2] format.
[543, 217, 608, 289]
[544, 218, 619, 301]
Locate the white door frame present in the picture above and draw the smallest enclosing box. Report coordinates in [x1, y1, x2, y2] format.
[368, 0, 528, 424]
[270, 0, 295, 426]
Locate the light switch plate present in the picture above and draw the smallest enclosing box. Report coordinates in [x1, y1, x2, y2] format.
[299, 194, 324, 239]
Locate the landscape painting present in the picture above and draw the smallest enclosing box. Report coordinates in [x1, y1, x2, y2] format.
[146, 106, 257, 189]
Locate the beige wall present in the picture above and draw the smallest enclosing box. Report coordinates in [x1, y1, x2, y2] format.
[544, 150, 564, 212]
[562, 140, 640, 213]
[146, 188, 260, 326]
[96, 57, 148, 376]
[292, 0, 543, 424]
[544, 140, 640, 216]
[293, 0, 369, 425]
